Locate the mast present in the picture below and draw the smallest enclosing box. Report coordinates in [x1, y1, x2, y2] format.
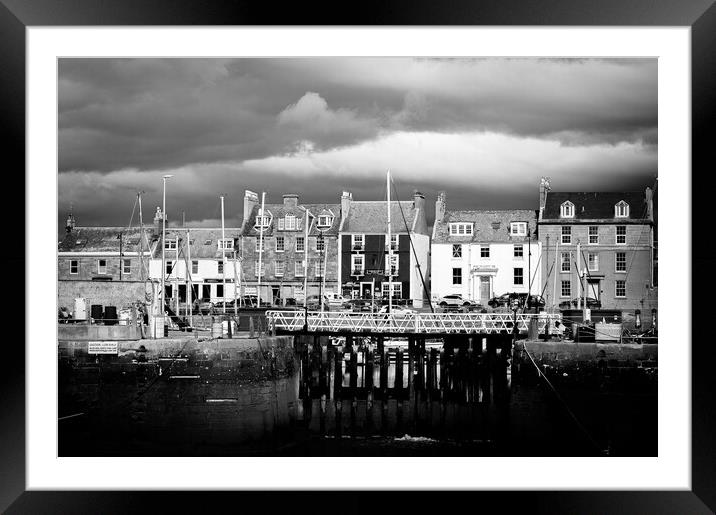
[387, 169, 393, 312]
[138, 191, 145, 281]
[553, 236, 558, 313]
[233, 250, 238, 316]
[187, 225, 192, 326]
[257, 192, 266, 305]
[576, 241, 581, 309]
[221, 195, 226, 314]
[303, 209, 311, 308]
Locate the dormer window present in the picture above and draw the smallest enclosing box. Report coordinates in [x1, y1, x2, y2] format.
[285, 214, 296, 230]
[164, 238, 177, 250]
[615, 201, 630, 218]
[449, 223, 473, 236]
[218, 238, 233, 251]
[317, 215, 333, 228]
[560, 201, 575, 218]
[255, 215, 270, 228]
[510, 222, 527, 236]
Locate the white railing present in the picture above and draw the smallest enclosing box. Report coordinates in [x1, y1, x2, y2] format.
[265, 310, 561, 335]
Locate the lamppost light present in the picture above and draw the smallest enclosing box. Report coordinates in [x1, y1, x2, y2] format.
[163, 174, 174, 179]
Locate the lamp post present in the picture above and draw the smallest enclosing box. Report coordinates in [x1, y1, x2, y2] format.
[161, 174, 173, 320]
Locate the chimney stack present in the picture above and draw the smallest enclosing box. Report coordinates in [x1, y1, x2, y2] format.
[65, 209, 76, 233]
[153, 206, 165, 235]
[243, 190, 259, 224]
[435, 191, 447, 223]
[539, 177, 551, 219]
[341, 191, 352, 223]
[645, 186, 654, 221]
[412, 191, 428, 234]
[283, 193, 299, 208]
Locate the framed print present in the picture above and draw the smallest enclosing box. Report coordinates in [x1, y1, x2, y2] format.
[5, 0, 714, 512]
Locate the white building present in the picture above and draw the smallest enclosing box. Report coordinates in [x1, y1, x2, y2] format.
[430, 192, 541, 305]
[148, 225, 241, 308]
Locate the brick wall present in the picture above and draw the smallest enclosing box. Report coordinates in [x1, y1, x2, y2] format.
[58, 280, 149, 311]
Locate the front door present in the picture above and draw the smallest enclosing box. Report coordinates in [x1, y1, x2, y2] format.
[480, 276, 490, 303]
[360, 282, 372, 299]
[587, 279, 600, 301]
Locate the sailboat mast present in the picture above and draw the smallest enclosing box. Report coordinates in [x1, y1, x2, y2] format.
[221, 195, 226, 314]
[257, 192, 266, 305]
[137, 191, 145, 281]
[387, 169, 393, 312]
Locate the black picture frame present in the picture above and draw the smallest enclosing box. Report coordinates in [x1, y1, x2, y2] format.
[5, 1, 712, 512]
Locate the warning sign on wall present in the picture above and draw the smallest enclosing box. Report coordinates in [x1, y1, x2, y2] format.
[88, 341, 119, 354]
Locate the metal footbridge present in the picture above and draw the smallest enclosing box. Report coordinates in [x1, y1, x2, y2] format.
[265, 310, 561, 336]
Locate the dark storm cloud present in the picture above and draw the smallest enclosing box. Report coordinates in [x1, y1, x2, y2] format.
[59, 58, 656, 173]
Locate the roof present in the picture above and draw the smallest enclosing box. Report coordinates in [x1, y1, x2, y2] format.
[542, 191, 648, 221]
[239, 203, 341, 238]
[58, 227, 157, 255]
[163, 227, 241, 258]
[339, 201, 423, 234]
[432, 210, 537, 244]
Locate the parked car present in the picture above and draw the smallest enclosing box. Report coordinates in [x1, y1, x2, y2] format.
[436, 294, 475, 308]
[348, 299, 373, 312]
[378, 305, 416, 317]
[488, 293, 544, 309]
[488, 293, 519, 308]
[559, 297, 602, 309]
[306, 295, 327, 310]
[212, 299, 237, 311]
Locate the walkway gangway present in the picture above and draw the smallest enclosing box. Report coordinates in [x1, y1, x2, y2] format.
[265, 310, 561, 335]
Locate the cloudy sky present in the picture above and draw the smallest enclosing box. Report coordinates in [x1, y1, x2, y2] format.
[58, 57, 657, 231]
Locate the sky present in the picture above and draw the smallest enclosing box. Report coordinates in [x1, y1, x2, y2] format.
[58, 57, 657, 232]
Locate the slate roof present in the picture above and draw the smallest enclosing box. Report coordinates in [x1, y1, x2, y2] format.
[58, 227, 158, 255]
[163, 227, 241, 258]
[339, 201, 425, 234]
[432, 210, 537, 244]
[239, 203, 341, 238]
[542, 191, 648, 221]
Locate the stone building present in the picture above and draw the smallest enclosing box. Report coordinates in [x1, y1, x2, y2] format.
[238, 191, 340, 305]
[338, 190, 430, 306]
[431, 192, 541, 306]
[57, 211, 158, 310]
[537, 178, 656, 320]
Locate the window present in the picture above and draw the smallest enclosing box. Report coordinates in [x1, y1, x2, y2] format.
[275, 236, 285, 252]
[204, 240, 212, 245]
[351, 254, 364, 275]
[317, 215, 333, 228]
[295, 260, 305, 277]
[191, 260, 199, 274]
[449, 223, 473, 236]
[589, 226, 599, 244]
[561, 226, 571, 244]
[254, 262, 265, 277]
[386, 234, 399, 251]
[514, 267, 524, 285]
[616, 225, 626, 245]
[218, 260, 224, 274]
[514, 244, 524, 258]
[452, 244, 462, 258]
[218, 238, 233, 251]
[510, 222, 527, 236]
[351, 234, 364, 250]
[122, 259, 131, 275]
[165, 260, 173, 275]
[388, 255, 398, 276]
[382, 282, 402, 299]
[480, 245, 490, 258]
[217, 285, 224, 298]
[561, 280, 571, 298]
[615, 280, 626, 298]
[316, 238, 325, 252]
[561, 252, 571, 272]
[296, 237, 305, 252]
[615, 252, 627, 272]
[285, 214, 296, 230]
[615, 201, 630, 218]
[255, 238, 265, 252]
[164, 238, 177, 250]
[275, 261, 284, 277]
[97, 259, 107, 274]
[560, 201, 575, 218]
[314, 261, 324, 277]
[452, 267, 462, 285]
[278, 218, 284, 230]
[587, 252, 599, 272]
[70, 260, 78, 274]
[255, 214, 270, 228]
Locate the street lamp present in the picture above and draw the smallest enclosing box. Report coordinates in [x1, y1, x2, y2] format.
[161, 175, 173, 318]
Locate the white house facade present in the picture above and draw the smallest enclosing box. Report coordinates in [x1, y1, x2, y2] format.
[430, 192, 541, 305]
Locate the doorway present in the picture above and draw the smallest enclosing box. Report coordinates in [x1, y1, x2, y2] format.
[480, 276, 490, 303]
[360, 282, 372, 299]
[587, 279, 600, 301]
[201, 284, 211, 300]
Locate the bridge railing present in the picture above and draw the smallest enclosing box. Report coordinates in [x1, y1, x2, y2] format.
[265, 310, 561, 334]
